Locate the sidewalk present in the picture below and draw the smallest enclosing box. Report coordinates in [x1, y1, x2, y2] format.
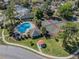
[2, 29, 79, 59]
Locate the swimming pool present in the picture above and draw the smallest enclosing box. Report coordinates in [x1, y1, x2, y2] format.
[17, 22, 32, 33]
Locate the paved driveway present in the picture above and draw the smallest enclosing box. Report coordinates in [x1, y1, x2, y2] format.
[0, 45, 46, 59]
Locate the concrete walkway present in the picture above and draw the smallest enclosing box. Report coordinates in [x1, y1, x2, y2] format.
[2, 18, 79, 59]
[2, 29, 79, 59]
[37, 43, 42, 52]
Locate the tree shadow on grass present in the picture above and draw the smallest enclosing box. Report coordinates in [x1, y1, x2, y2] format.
[63, 39, 79, 54]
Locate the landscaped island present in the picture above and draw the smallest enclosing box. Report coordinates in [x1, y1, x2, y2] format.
[0, 0, 79, 57]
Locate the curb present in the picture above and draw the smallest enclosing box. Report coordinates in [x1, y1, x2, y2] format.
[2, 29, 78, 59]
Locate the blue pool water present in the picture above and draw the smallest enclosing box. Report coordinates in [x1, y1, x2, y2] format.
[17, 22, 32, 33]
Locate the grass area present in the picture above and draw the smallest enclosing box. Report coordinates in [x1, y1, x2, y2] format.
[32, 0, 38, 3]
[0, 29, 9, 35]
[4, 22, 79, 57]
[0, 39, 6, 45]
[0, 29, 2, 34]
[4, 29, 9, 35]
[41, 38, 69, 57]
[5, 35, 69, 57]
[5, 36, 41, 51]
[0, 29, 6, 45]
[4, 22, 77, 57]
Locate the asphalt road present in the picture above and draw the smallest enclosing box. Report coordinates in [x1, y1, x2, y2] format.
[0, 45, 46, 59]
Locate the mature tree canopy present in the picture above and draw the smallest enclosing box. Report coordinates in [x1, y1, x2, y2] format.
[59, 2, 73, 20]
[5, 0, 15, 24]
[62, 22, 79, 53]
[35, 8, 44, 20]
[78, 0, 79, 8]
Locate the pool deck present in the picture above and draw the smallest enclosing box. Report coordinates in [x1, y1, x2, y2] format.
[14, 22, 36, 35]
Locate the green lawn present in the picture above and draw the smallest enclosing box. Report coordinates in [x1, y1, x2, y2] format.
[0, 29, 9, 35]
[4, 22, 79, 57]
[5, 35, 69, 57]
[0, 38, 5, 45]
[4, 29, 9, 35]
[4, 22, 76, 57]
[41, 38, 69, 57]
[0, 29, 2, 34]
[0, 29, 6, 45]
[5, 36, 40, 50]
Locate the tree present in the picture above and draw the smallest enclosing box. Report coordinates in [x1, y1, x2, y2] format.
[41, 27, 50, 39]
[62, 22, 79, 53]
[36, 20, 41, 29]
[5, 0, 15, 24]
[41, 27, 47, 35]
[32, 7, 38, 17]
[45, 9, 54, 18]
[59, 2, 73, 20]
[35, 8, 44, 20]
[32, 0, 38, 3]
[41, 0, 52, 11]
[0, 0, 7, 9]
[5, 0, 16, 33]
[77, 0, 79, 8]
[42, 2, 48, 11]
[46, 0, 52, 5]
[20, 0, 30, 8]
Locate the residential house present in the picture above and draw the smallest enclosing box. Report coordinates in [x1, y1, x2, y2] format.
[14, 5, 32, 20]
